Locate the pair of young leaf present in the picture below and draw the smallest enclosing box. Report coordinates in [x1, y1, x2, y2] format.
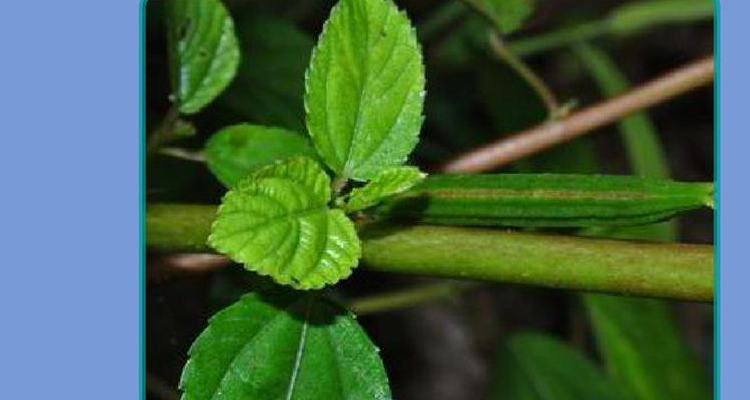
[208, 0, 428, 290]
[209, 158, 425, 290]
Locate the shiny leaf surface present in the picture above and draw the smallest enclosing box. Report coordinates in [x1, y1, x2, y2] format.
[180, 291, 392, 400]
[167, 0, 239, 114]
[345, 166, 425, 212]
[209, 157, 361, 289]
[305, 0, 426, 181]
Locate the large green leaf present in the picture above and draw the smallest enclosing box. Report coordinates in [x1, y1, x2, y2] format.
[219, 16, 314, 132]
[180, 291, 392, 400]
[464, 0, 535, 34]
[490, 332, 628, 400]
[345, 166, 425, 212]
[304, 0, 426, 181]
[167, 0, 240, 114]
[204, 124, 318, 188]
[208, 157, 361, 289]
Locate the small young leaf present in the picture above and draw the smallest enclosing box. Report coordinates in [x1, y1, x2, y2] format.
[204, 124, 318, 188]
[490, 332, 628, 400]
[305, 0, 426, 181]
[345, 166, 425, 212]
[209, 157, 361, 289]
[180, 292, 392, 400]
[167, 0, 240, 114]
[465, 0, 536, 34]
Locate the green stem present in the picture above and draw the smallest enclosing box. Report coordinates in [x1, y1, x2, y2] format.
[146, 204, 215, 252]
[159, 147, 205, 163]
[509, 0, 713, 57]
[331, 175, 349, 197]
[488, 33, 560, 116]
[509, 20, 609, 57]
[146, 204, 714, 302]
[146, 106, 180, 156]
[350, 282, 476, 315]
[456, 0, 562, 117]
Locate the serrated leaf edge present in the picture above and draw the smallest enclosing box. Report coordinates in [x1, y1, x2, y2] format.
[207, 158, 362, 290]
[303, 0, 427, 181]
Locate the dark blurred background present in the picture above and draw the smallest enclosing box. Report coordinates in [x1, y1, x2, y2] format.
[146, 1, 714, 399]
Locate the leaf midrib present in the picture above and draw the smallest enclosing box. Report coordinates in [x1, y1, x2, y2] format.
[206, 296, 311, 400]
[284, 298, 313, 400]
[213, 206, 326, 241]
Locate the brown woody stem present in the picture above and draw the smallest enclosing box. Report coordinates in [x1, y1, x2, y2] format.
[441, 56, 714, 173]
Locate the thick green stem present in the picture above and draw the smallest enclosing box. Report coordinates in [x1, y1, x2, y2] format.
[359, 224, 712, 302]
[146, 204, 713, 302]
[147, 204, 215, 252]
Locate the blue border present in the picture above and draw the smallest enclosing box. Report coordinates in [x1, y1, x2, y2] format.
[0, 0, 140, 398]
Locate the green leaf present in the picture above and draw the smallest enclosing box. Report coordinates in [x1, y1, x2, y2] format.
[489, 332, 628, 400]
[609, 0, 713, 37]
[167, 0, 240, 114]
[378, 174, 714, 228]
[208, 157, 361, 289]
[345, 166, 425, 212]
[465, 0, 535, 33]
[583, 296, 710, 400]
[180, 291, 392, 400]
[219, 16, 314, 132]
[304, 0, 426, 181]
[204, 124, 318, 188]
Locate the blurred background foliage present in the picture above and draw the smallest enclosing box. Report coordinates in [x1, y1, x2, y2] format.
[146, 0, 714, 399]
